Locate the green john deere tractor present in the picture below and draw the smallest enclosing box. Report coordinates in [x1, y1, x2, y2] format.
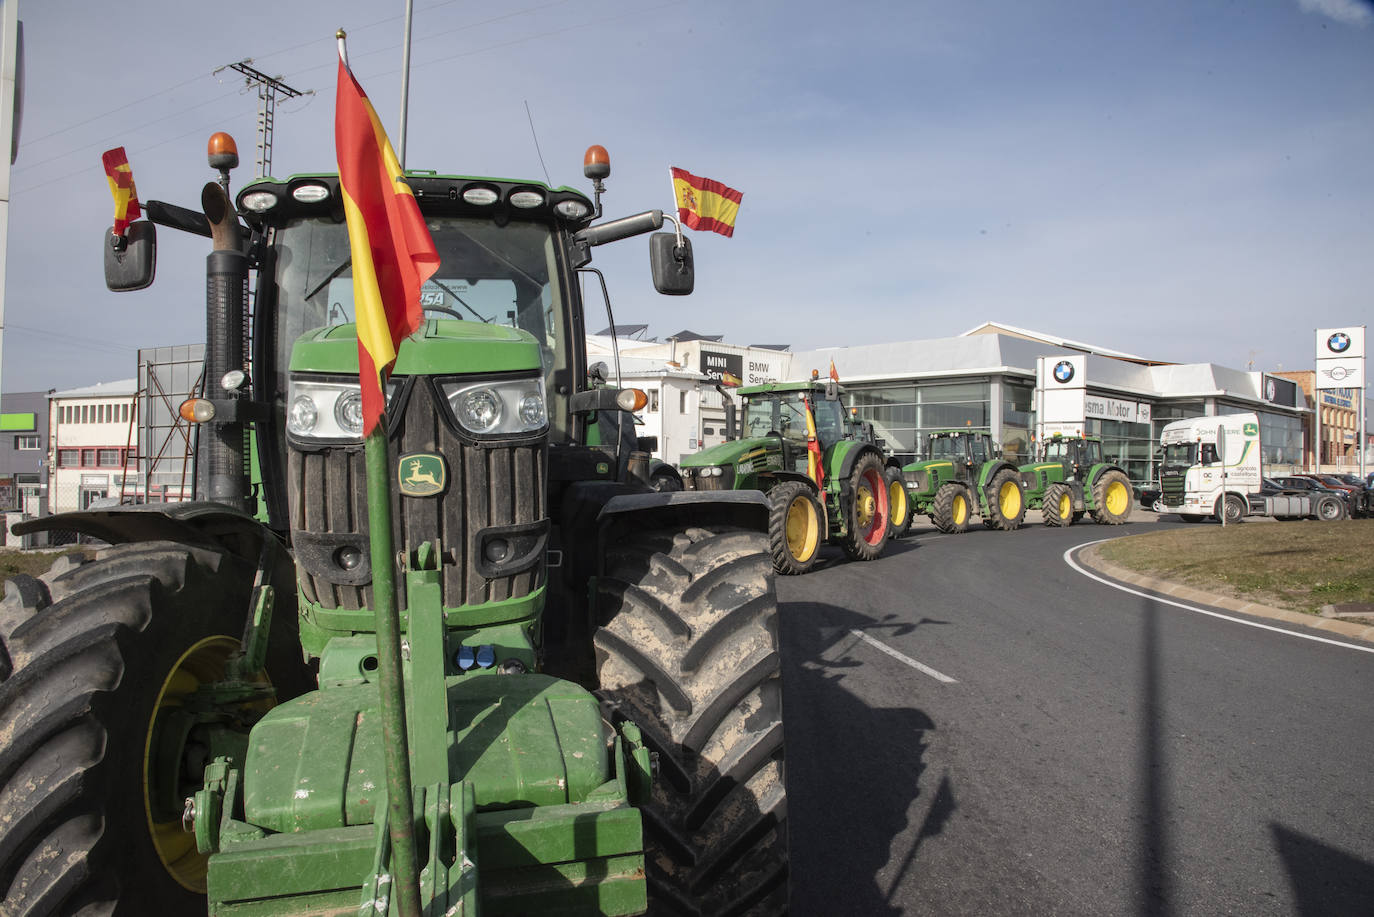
[1020, 432, 1132, 526]
[900, 430, 1027, 534]
[678, 379, 892, 575]
[0, 137, 787, 914]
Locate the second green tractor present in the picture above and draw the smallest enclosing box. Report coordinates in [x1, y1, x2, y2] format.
[899, 430, 1027, 534]
[1019, 433, 1133, 526]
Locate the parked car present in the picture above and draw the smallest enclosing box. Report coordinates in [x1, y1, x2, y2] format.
[1288, 473, 1369, 517]
[1273, 475, 1351, 519]
[1136, 483, 1164, 513]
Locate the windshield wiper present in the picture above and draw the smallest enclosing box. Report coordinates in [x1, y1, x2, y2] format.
[426, 278, 490, 323]
[305, 257, 352, 303]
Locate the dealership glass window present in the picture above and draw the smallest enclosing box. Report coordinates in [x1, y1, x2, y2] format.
[1083, 417, 1153, 484]
[1001, 380, 1034, 464]
[1215, 402, 1306, 469]
[848, 379, 990, 463]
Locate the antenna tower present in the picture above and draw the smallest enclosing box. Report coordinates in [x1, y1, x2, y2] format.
[220, 60, 307, 177]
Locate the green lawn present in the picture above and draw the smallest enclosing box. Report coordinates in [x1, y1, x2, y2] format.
[1098, 519, 1374, 615]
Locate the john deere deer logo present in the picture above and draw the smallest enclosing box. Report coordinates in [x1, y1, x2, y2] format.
[398, 453, 446, 497]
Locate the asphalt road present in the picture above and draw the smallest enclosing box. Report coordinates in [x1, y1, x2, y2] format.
[779, 515, 1374, 916]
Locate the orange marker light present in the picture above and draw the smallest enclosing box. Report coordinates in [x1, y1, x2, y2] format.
[180, 398, 216, 423]
[208, 132, 239, 171]
[583, 145, 610, 181]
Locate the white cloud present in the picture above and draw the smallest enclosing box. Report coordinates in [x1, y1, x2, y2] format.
[1297, 0, 1373, 26]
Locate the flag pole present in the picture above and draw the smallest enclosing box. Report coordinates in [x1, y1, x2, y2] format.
[338, 28, 423, 917]
[398, 0, 415, 168]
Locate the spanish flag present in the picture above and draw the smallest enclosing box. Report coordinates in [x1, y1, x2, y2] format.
[803, 397, 824, 490]
[335, 43, 439, 436]
[101, 147, 141, 237]
[670, 167, 742, 238]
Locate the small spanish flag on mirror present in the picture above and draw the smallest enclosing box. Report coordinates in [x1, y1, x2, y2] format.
[101, 147, 141, 237]
[670, 167, 742, 237]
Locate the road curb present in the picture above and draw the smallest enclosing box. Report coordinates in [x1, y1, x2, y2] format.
[1076, 541, 1374, 645]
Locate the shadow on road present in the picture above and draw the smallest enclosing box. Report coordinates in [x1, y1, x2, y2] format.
[1271, 823, 1374, 916]
[1137, 594, 1171, 917]
[781, 598, 951, 915]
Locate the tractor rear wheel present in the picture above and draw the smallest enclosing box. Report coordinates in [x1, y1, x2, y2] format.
[985, 469, 1026, 531]
[0, 541, 312, 915]
[1042, 482, 1074, 527]
[931, 483, 973, 534]
[595, 525, 787, 916]
[1091, 470, 1133, 525]
[884, 467, 912, 539]
[768, 481, 822, 575]
[840, 454, 890, 561]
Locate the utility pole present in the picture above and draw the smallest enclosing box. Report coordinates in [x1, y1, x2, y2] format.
[216, 60, 307, 178]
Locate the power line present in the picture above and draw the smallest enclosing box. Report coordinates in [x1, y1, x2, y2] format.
[216, 62, 309, 178]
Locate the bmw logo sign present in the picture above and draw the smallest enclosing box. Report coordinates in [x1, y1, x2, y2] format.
[1327, 332, 1351, 354]
[1052, 360, 1075, 384]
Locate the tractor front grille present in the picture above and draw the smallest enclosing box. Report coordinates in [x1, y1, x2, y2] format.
[288, 379, 547, 612]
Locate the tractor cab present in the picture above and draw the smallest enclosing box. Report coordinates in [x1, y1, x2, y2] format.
[739, 383, 844, 472]
[928, 430, 994, 468]
[1041, 434, 1103, 477]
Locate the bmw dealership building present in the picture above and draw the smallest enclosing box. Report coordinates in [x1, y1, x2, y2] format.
[613, 322, 1328, 483]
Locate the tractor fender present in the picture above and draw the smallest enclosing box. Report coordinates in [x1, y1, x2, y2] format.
[834, 442, 885, 483]
[10, 501, 283, 566]
[760, 470, 818, 492]
[976, 460, 1020, 492]
[595, 491, 771, 573]
[1084, 462, 1128, 490]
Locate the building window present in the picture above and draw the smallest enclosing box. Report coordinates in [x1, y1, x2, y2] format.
[647, 390, 659, 413]
[58, 449, 80, 467]
[14, 435, 39, 450]
[680, 392, 688, 414]
[82, 449, 96, 467]
[98, 449, 121, 467]
[122, 404, 130, 423]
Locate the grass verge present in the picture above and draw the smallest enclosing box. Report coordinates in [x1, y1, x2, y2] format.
[0, 547, 86, 581]
[1098, 519, 1374, 616]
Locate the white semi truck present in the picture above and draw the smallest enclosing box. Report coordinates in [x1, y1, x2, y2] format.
[1158, 412, 1346, 523]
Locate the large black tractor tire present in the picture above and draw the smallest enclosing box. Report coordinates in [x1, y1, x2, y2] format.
[1041, 482, 1074, 528]
[1090, 470, 1133, 525]
[0, 541, 313, 916]
[595, 526, 787, 916]
[840, 454, 890, 561]
[984, 468, 1027, 531]
[767, 481, 823, 576]
[930, 483, 973, 535]
[651, 469, 685, 493]
[1216, 493, 1246, 525]
[884, 467, 912, 540]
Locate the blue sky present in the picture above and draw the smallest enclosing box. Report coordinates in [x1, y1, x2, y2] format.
[4, 0, 1372, 394]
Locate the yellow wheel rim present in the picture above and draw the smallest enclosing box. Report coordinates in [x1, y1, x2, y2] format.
[998, 481, 1022, 518]
[1057, 492, 1072, 519]
[1105, 480, 1129, 516]
[952, 493, 968, 525]
[855, 484, 876, 531]
[145, 636, 272, 893]
[888, 480, 908, 527]
[785, 495, 820, 561]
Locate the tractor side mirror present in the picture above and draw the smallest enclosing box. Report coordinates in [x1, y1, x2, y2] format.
[649, 233, 694, 295]
[724, 401, 737, 440]
[104, 222, 156, 291]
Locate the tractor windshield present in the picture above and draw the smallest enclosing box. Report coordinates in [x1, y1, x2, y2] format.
[928, 436, 964, 460]
[1043, 439, 1069, 461]
[742, 393, 813, 445]
[272, 215, 565, 399]
[810, 398, 846, 447]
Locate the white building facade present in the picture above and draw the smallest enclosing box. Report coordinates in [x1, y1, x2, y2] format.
[47, 379, 140, 513]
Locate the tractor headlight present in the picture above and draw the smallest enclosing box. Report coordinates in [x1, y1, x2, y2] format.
[287, 378, 367, 443]
[440, 377, 547, 436]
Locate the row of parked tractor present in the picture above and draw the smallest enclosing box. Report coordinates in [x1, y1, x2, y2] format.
[655, 376, 1132, 575]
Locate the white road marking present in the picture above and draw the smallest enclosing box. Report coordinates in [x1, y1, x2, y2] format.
[848, 628, 958, 683]
[1064, 540, 1374, 656]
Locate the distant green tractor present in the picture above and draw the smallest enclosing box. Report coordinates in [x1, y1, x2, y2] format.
[679, 380, 892, 574]
[1020, 433, 1133, 526]
[900, 430, 1027, 533]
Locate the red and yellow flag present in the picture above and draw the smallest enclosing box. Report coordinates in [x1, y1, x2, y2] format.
[829, 359, 839, 383]
[335, 50, 439, 436]
[101, 147, 141, 237]
[670, 167, 742, 237]
[803, 397, 824, 490]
